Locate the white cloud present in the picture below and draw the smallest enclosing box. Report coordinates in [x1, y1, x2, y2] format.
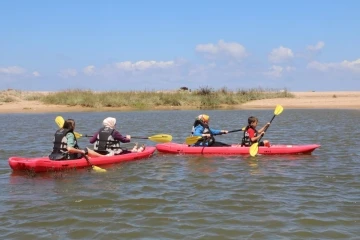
[340, 59, 360, 72]
[115, 60, 175, 71]
[83, 65, 95, 75]
[264, 65, 296, 78]
[0, 66, 26, 75]
[59, 68, 77, 78]
[307, 59, 360, 72]
[32, 71, 40, 77]
[195, 40, 248, 60]
[268, 46, 294, 63]
[307, 41, 325, 52]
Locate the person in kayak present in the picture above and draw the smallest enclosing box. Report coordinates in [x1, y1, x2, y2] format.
[89, 117, 145, 156]
[49, 119, 103, 160]
[191, 114, 229, 147]
[242, 116, 271, 147]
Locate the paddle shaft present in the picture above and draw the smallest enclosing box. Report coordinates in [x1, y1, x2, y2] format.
[185, 128, 244, 145]
[257, 114, 276, 143]
[226, 128, 244, 134]
[131, 136, 149, 139]
[212, 128, 245, 136]
[85, 135, 148, 139]
[83, 154, 94, 167]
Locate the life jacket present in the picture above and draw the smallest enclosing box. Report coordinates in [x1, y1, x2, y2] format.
[93, 127, 122, 155]
[241, 126, 257, 146]
[191, 120, 214, 146]
[49, 129, 79, 160]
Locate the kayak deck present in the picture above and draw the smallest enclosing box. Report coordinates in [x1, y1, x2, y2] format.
[156, 143, 320, 155]
[9, 146, 156, 172]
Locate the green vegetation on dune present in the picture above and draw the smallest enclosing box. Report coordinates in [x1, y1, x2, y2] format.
[0, 87, 294, 109]
[0, 89, 44, 103]
[39, 86, 294, 109]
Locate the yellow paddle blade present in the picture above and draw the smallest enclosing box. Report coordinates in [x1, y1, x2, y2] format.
[92, 165, 107, 172]
[55, 116, 82, 138]
[250, 142, 259, 157]
[83, 154, 106, 172]
[274, 105, 284, 115]
[148, 134, 172, 143]
[74, 132, 83, 139]
[185, 136, 202, 145]
[55, 116, 65, 128]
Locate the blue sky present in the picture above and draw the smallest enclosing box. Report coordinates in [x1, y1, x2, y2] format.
[1, 0, 359, 91]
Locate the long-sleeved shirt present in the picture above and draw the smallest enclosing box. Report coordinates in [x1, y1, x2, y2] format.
[193, 125, 222, 136]
[89, 129, 130, 144]
[66, 132, 77, 147]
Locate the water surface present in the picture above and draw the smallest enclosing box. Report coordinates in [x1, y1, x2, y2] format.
[1, 109, 359, 239]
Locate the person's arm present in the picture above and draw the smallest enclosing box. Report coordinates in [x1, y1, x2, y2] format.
[209, 128, 228, 135]
[193, 125, 206, 137]
[89, 131, 99, 144]
[248, 128, 262, 143]
[258, 122, 271, 133]
[113, 130, 131, 143]
[68, 146, 86, 154]
[66, 133, 86, 154]
[209, 128, 221, 135]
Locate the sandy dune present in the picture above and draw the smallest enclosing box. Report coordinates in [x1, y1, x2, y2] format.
[241, 91, 360, 109]
[0, 91, 359, 114]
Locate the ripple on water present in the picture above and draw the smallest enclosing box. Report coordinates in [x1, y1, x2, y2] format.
[1, 110, 360, 239]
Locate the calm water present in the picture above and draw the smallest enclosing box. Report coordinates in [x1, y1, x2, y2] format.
[0, 109, 359, 239]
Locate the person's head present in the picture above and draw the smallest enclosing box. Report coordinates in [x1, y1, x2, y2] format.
[63, 119, 76, 131]
[248, 116, 258, 127]
[197, 114, 210, 124]
[103, 117, 117, 129]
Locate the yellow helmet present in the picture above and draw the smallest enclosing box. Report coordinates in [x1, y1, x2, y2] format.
[197, 114, 210, 123]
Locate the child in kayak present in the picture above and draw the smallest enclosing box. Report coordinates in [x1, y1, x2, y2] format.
[49, 119, 103, 160]
[242, 116, 270, 147]
[89, 117, 145, 156]
[191, 114, 229, 147]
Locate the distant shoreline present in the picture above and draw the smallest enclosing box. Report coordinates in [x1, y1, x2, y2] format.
[0, 91, 359, 114]
[240, 91, 360, 110]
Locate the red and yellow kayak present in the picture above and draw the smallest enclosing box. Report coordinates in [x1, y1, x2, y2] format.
[156, 143, 320, 155]
[9, 146, 156, 173]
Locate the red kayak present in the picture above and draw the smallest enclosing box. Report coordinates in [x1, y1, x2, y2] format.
[156, 143, 320, 155]
[9, 146, 156, 173]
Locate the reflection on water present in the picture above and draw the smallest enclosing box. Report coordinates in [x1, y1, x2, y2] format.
[1, 109, 360, 239]
[186, 156, 219, 174]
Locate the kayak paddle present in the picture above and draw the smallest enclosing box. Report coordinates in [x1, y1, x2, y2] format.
[250, 104, 284, 157]
[55, 116, 83, 138]
[185, 127, 246, 145]
[84, 134, 173, 143]
[185, 136, 203, 145]
[83, 151, 107, 173]
[133, 134, 173, 143]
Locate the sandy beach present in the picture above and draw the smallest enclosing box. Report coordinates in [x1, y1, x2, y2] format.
[0, 91, 359, 114]
[240, 91, 360, 110]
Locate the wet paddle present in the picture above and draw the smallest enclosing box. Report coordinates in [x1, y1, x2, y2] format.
[84, 134, 173, 143]
[82, 151, 107, 173]
[249, 105, 284, 157]
[185, 127, 246, 145]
